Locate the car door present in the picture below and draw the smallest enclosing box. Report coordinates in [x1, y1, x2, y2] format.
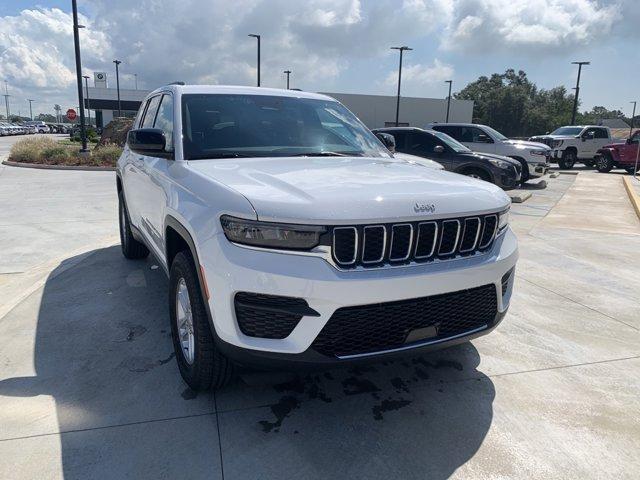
[137, 93, 175, 257]
[127, 94, 161, 237]
[620, 131, 640, 164]
[459, 126, 496, 154]
[405, 131, 454, 169]
[593, 127, 610, 152]
[580, 127, 599, 157]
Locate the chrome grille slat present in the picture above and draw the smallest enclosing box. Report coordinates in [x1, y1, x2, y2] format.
[331, 213, 501, 268]
[389, 224, 413, 261]
[362, 225, 386, 264]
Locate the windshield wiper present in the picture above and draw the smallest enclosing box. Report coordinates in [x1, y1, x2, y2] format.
[188, 152, 254, 160]
[290, 151, 363, 157]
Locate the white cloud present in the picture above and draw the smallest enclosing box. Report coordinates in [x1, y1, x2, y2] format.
[383, 59, 454, 91]
[441, 0, 622, 52]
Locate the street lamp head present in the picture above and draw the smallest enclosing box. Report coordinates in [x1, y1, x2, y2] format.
[248, 33, 260, 38]
[284, 70, 291, 74]
[445, 80, 452, 84]
[113, 59, 121, 65]
[391, 46, 412, 51]
[571, 61, 590, 65]
[82, 75, 89, 79]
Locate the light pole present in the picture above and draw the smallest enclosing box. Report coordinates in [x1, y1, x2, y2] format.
[71, 0, 88, 152]
[570, 61, 590, 125]
[629, 101, 637, 137]
[27, 99, 34, 120]
[444, 80, 453, 123]
[248, 34, 261, 87]
[3, 80, 10, 120]
[83, 75, 91, 126]
[283, 70, 291, 89]
[391, 46, 412, 127]
[113, 60, 122, 117]
[134, 73, 138, 90]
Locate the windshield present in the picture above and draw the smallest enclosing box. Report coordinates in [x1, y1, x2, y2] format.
[551, 127, 583, 136]
[181, 94, 391, 160]
[482, 125, 508, 141]
[430, 129, 471, 153]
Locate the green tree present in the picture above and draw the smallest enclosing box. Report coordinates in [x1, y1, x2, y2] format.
[455, 69, 576, 137]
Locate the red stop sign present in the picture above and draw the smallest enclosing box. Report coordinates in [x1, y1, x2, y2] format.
[66, 109, 77, 121]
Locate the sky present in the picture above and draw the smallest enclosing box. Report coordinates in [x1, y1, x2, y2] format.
[0, 0, 638, 118]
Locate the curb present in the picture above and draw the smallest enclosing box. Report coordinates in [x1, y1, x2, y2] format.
[2, 160, 115, 172]
[622, 176, 640, 220]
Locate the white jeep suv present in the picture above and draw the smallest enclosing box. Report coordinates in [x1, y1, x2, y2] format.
[428, 123, 550, 182]
[117, 85, 518, 390]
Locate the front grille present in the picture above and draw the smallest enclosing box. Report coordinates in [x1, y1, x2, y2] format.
[331, 213, 499, 268]
[234, 292, 309, 339]
[311, 284, 498, 357]
[530, 136, 555, 148]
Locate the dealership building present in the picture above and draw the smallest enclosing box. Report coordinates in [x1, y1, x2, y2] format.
[84, 73, 473, 129]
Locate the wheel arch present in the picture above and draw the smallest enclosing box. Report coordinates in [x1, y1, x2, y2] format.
[164, 215, 217, 336]
[455, 164, 492, 180]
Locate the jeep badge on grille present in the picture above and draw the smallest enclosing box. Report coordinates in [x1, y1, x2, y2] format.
[414, 203, 436, 214]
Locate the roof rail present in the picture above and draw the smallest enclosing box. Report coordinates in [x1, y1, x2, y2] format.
[169, 81, 186, 86]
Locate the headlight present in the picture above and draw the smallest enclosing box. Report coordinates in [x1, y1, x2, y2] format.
[220, 215, 325, 250]
[487, 158, 511, 169]
[498, 209, 510, 233]
[530, 150, 546, 156]
[552, 140, 563, 148]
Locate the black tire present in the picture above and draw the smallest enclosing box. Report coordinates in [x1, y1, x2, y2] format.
[558, 150, 576, 169]
[463, 168, 492, 183]
[596, 154, 614, 173]
[626, 166, 639, 174]
[582, 159, 595, 168]
[169, 251, 234, 390]
[118, 191, 149, 259]
[508, 157, 529, 183]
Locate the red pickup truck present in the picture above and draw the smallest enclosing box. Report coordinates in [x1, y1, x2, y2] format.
[596, 130, 640, 173]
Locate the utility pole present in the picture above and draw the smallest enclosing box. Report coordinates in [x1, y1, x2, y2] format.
[283, 70, 291, 89]
[71, 0, 88, 152]
[444, 80, 453, 123]
[391, 46, 412, 127]
[630, 101, 637, 137]
[248, 34, 261, 87]
[113, 60, 122, 117]
[570, 61, 590, 125]
[3, 80, 10, 119]
[134, 73, 138, 90]
[28, 99, 34, 120]
[83, 75, 91, 126]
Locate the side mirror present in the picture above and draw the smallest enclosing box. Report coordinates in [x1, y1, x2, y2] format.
[375, 132, 396, 152]
[433, 145, 445, 154]
[128, 128, 171, 157]
[477, 134, 492, 143]
[582, 131, 594, 141]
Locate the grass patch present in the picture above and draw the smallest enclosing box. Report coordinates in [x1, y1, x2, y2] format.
[8, 137, 121, 167]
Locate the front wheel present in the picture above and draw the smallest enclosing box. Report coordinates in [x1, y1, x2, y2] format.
[596, 154, 614, 173]
[118, 191, 149, 259]
[169, 251, 234, 390]
[558, 151, 576, 169]
[463, 168, 492, 183]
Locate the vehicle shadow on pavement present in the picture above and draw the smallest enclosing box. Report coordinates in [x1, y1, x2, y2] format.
[0, 245, 495, 480]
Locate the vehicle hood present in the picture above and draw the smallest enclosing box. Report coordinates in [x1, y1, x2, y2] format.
[502, 139, 551, 151]
[187, 156, 510, 224]
[530, 135, 575, 140]
[600, 141, 625, 149]
[458, 151, 521, 168]
[392, 151, 444, 170]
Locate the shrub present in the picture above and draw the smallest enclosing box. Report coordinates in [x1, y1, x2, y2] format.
[9, 137, 59, 163]
[41, 145, 72, 164]
[91, 143, 123, 166]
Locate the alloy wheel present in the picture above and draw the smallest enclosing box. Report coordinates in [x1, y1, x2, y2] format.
[175, 278, 195, 365]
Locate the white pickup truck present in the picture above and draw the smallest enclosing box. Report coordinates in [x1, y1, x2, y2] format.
[117, 84, 518, 390]
[529, 125, 612, 169]
[427, 123, 550, 183]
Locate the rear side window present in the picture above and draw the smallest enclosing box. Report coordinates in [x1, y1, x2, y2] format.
[594, 128, 608, 139]
[141, 95, 161, 129]
[432, 125, 460, 139]
[153, 94, 174, 151]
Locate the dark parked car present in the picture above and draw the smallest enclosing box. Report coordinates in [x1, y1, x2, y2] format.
[372, 127, 522, 190]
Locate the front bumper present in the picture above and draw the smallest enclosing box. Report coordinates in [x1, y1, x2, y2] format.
[527, 161, 549, 178]
[199, 228, 518, 365]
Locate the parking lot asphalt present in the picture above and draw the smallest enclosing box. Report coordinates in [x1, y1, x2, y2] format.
[0, 145, 639, 479]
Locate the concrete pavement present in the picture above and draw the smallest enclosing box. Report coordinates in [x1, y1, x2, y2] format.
[0, 158, 639, 479]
